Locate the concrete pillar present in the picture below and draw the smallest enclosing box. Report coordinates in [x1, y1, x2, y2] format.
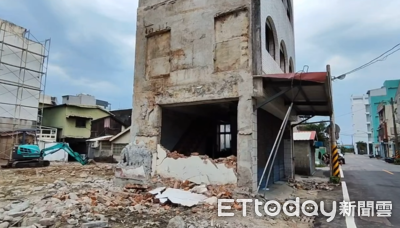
[131, 100, 162, 152]
[237, 97, 257, 193]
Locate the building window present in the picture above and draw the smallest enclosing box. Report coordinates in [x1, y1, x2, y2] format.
[113, 143, 127, 155]
[280, 41, 287, 73]
[75, 118, 86, 128]
[102, 141, 112, 150]
[289, 57, 294, 73]
[265, 17, 277, 59]
[286, 0, 292, 23]
[218, 124, 231, 151]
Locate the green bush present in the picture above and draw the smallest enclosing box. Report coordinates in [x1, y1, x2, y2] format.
[394, 158, 400, 165]
[330, 176, 340, 184]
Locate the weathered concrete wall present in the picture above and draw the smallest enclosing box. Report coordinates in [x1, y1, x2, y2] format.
[293, 141, 313, 176]
[131, 0, 294, 193]
[131, 0, 256, 191]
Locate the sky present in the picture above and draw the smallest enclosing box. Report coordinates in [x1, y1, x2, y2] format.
[1, 0, 399, 144]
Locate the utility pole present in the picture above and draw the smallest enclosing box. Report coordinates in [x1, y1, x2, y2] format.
[390, 97, 399, 157]
[327, 65, 340, 178]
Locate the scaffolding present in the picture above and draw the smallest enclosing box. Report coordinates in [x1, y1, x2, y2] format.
[0, 19, 51, 159]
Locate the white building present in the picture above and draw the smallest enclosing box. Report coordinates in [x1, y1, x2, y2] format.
[62, 94, 111, 110]
[0, 19, 50, 132]
[350, 95, 371, 154]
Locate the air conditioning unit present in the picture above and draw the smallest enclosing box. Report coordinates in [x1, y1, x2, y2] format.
[91, 141, 99, 148]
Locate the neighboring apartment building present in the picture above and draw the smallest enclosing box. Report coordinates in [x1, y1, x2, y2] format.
[62, 94, 111, 110]
[0, 19, 50, 132]
[377, 101, 398, 157]
[42, 104, 113, 154]
[395, 84, 400, 125]
[90, 115, 129, 138]
[39, 94, 58, 108]
[367, 79, 400, 155]
[131, 0, 297, 192]
[350, 95, 371, 154]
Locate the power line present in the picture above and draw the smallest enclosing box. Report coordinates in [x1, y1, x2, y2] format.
[341, 42, 400, 76]
[336, 107, 368, 118]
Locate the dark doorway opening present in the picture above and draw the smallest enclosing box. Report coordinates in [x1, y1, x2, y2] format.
[160, 101, 238, 159]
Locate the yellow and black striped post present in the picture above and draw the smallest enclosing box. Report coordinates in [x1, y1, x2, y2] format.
[331, 144, 340, 177]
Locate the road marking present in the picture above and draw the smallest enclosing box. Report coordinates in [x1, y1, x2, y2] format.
[383, 169, 394, 175]
[340, 166, 344, 178]
[341, 181, 357, 228]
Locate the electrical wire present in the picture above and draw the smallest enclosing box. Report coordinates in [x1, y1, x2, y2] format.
[335, 107, 369, 118]
[341, 42, 400, 76]
[290, 65, 309, 102]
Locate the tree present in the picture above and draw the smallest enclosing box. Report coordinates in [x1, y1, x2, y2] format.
[356, 141, 367, 153]
[297, 122, 328, 142]
[340, 145, 353, 153]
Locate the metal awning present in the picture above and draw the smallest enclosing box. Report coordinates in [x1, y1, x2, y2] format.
[254, 72, 333, 116]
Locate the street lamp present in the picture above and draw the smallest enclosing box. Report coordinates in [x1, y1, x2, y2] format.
[331, 74, 347, 81]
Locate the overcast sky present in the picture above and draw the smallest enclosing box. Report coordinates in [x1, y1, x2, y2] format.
[1, 0, 399, 144]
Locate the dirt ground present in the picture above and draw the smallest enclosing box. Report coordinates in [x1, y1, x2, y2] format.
[0, 162, 335, 228]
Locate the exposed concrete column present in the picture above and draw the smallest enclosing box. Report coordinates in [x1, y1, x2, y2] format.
[130, 96, 162, 152]
[283, 125, 294, 180]
[237, 96, 257, 193]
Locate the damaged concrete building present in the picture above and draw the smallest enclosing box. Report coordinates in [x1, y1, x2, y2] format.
[127, 0, 333, 193]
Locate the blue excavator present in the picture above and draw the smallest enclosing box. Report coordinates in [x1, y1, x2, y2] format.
[1, 130, 88, 169]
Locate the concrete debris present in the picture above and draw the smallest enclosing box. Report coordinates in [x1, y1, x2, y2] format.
[154, 145, 237, 185]
[288, 178, 336, 191]
[190, 185, 208, 194]
[213, 155, 237, 170]
[152, 188, 208, 207]
[167, 216, 185, 228]
[203, 196, 218, 206]
[0, 162, 314, 228]
[164, 148, 237, 170]
[166, 151, 186, 159]
[81, 221, 109, 228]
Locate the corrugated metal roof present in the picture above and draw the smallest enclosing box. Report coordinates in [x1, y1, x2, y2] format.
[293, 131, 317, 141]
[110, 127, 131, 142]
[254, 72, 333, 116]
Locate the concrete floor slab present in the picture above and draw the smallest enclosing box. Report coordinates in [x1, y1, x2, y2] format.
[259, 181, 294, 201]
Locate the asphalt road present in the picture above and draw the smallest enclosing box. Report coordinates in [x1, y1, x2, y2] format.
[341, 154, 400, 227]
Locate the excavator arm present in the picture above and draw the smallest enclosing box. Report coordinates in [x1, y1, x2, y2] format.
[40, 143, 88, 165]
